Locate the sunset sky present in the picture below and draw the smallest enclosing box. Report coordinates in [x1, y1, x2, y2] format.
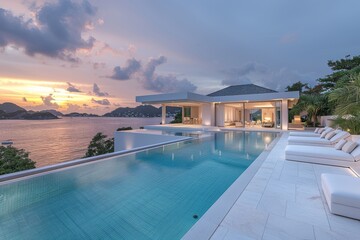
[1, 0, 360, 114]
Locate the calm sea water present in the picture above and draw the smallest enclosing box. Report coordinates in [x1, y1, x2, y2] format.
[0, 117, 171, 167]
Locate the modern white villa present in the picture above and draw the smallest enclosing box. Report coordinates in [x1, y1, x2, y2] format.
[136, 84, 299, 130]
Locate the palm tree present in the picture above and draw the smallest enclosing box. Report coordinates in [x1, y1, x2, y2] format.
[329, 73, 360, 134]
[291, 94, 328, 126]
[329, 74, 360, 115]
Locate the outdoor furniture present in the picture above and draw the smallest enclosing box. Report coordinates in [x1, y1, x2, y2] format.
[287, 131, 350, 147]
[262, 121, 274, 128]
[235, 121, 243, 127]
[285, 143, 360, 167]
[321, 174, 360, 220]
[289, 127, 333, 137]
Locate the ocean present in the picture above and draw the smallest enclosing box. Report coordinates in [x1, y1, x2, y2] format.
[0, 117, 171, 167]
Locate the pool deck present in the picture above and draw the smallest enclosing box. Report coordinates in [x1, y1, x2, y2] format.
[206, 132, 360, 240]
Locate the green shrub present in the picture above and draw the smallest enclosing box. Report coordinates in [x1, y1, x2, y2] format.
[117, 127, 132, 131]
[170, 112, 182, 123]
[0, 146, 36, 175]
[84, 133, 114, 158]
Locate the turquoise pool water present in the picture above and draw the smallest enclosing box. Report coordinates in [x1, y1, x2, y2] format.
[0, 131, 277, 240]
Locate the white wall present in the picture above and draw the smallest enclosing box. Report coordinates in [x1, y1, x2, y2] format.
[281, 100, 288, 130]
[320, 115, 336, 127]
[114, 131, 188, 152]
[216, 104, 225, 127]
[202, 103, 215, 126]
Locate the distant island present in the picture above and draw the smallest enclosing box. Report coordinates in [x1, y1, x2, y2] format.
[0, 102, 181, 120]
[0, 103, 58, 120]
[104, 105, 180, 118]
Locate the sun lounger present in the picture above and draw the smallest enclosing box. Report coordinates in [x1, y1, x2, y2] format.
[285, 143, 360, 167]
[289, 127, 332, 137]
[322, 174, 360, 220]
[285, 137, 360, 166]
[287, 131, 350, 147]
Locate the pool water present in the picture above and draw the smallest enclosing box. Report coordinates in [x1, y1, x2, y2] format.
[0, 131, 277, 240]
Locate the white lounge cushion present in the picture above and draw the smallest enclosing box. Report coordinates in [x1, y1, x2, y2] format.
[335, 139, 347, 150]
[325, 131, 337, 140]
[285, 145, 354, 162]
[350, 145, 360, 161]
[320, 129, 333, 138]
[330, 131, 351, 143]
[318, 128, 326, 134]
[314, 128, 319, 133]
[288, 136, 334, 146]
[322, 174, 360, 219]
[289, 132, 319, 137]
[342, 141, 358, 153]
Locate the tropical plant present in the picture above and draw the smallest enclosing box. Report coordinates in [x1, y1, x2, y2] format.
[117, 127, 132, 131]
[290, 94, 329, 126]
[332, 114, 360, 134]
[84, 133, 114, 158]
[170, 112, 182, 123]
[329, 73, 360, 134]
[0, 146, 36, 175]
[329, 74, 360, 115]
[318, 55, 360, 91]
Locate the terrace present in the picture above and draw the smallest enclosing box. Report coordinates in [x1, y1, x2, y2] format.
[184, 132, 360, 239]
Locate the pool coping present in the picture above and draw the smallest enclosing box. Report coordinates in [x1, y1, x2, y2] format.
[0, 136, 191, 183]
[182, 132, 282, 240]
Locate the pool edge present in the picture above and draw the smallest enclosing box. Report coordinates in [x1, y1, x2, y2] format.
[182, 132, 282, 240]
[0, 136, 191, 183]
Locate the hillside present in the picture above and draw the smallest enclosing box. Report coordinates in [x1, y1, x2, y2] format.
[0, 110, 58, 120]
[40, 109, 64, 116]
[64, 112, 99, 117]
[0, 102, 26, 113]
[103, 105, 181, 117]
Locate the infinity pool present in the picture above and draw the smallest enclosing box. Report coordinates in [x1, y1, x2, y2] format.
[0, 131, 277, 239]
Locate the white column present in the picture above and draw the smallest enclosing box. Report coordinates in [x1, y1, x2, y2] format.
[201, 103, 215, 126]
[161, 104, 166, 124]
[216, 104, 225, 127]
[281, 99, 288, 130]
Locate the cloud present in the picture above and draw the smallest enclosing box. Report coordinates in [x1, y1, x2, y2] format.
[91, 98, 110, 105]
[66, 82, 81, 92]
[41, 94, 59, 109]
[0, 0, 97, 61]
[109, 56, 197, 93]
[93, 83, 108, 96]
[139, 56, 197, 92]
[109, 58, 141, 80]
[66, 103, 81, 112]
[92, 62, 106, 69]
[221, 62, 314, 91]
[22, 97, 27, 102]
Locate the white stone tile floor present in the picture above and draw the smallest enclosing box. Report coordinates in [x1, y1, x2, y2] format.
[210, 132, 360, 240]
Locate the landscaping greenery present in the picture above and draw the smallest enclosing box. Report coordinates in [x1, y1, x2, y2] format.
[170, 112, 182, 123]
[0, 146, 36, 175]
[84, 132, 114, 158]
[84, 127, 133, 157]
[289, 55, 360, 132]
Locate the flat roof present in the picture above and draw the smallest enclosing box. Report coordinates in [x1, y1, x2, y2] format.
[136, 91, 299, 104]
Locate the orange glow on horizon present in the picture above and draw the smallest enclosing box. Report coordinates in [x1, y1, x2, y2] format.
[0, 77, 121, 114]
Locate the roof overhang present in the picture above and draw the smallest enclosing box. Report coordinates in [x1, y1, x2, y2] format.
[136, 91, 299, 104]
[136, 92, 212, 104]
[210, 91, 300, 103]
